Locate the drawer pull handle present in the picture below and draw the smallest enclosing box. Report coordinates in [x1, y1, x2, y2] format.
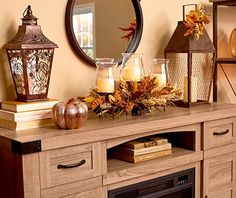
[213, 129, 230, 136]
[57, 159, 86, 169]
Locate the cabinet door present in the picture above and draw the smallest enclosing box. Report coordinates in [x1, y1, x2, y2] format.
[203, 152, 236, 198]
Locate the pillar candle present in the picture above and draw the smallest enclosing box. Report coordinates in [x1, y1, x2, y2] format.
[183, 76, 198, 103]
[123, 68, 141, 81]
[155, 74, 166, 88]
[97, 78, 114, 93]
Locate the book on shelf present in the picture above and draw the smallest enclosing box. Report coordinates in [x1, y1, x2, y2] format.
[115, 143, 172, 156]
[0, 108, 52, 122]
[122, 136, 168, 149]
[1, 98, 59, 112]
[111, 149, 172, 163]
[0, 118, 53, 131]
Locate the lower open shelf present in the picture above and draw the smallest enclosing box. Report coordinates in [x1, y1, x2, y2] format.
[103, 147, 203, 185]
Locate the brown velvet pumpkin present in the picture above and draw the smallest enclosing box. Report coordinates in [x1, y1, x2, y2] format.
[52, 99, 88, 129]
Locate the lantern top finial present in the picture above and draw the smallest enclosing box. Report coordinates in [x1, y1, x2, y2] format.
[22, 5, 38, 25]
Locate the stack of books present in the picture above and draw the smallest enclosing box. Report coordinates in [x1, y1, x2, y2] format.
[112, 136, 172, 163]
[0, 99, 59, 131]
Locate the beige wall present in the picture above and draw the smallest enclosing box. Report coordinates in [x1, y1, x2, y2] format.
[0, 0, 235, 103]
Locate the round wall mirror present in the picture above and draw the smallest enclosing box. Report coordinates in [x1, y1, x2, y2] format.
[65, 0, 143, 66]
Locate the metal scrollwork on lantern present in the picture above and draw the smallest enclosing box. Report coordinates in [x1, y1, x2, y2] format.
[5, 5, 58, 102]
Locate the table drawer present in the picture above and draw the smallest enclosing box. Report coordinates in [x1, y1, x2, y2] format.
[41, 177, 103, 198]
[62, 187, 107, 198]
[40, 142, 102, 189]
[203, 117, 236, 150]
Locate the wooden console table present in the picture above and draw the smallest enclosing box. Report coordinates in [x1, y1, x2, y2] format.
[0, 103, 236, 198]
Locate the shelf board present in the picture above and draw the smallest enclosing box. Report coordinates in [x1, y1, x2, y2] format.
[210, 0, 236, 6]
[216, 58, 236, 64]
[104, 147, 203, 185]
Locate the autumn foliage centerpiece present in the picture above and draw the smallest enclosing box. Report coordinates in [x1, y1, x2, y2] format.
[84, 76, 182, 118]
[183, 5, 210, 40]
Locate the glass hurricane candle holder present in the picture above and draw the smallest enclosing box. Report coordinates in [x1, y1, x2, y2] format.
[148, 58, 169, 88]
[95, 60, 118, 94]
[120, 53, 145, 82]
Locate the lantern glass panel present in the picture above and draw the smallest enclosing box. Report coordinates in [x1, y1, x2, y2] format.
[7, 50, 26, 95]
[167, 53, 214, 103]
[25, 49, 54, 95]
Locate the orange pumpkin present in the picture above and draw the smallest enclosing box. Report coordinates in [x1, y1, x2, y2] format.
[52, 99, 88, 129]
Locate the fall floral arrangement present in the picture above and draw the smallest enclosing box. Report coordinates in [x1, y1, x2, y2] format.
[84, 76, 182, 118]
[183, 5, 210, 40]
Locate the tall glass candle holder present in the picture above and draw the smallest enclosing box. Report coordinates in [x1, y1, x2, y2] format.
[148, 58, 169, 88]
[95, 60, 117, 94]
[120, 53, 145, 82]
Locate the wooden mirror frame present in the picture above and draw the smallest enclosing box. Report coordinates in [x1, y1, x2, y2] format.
[65, 0, 143, 66]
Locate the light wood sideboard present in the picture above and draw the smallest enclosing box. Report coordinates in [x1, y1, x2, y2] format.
[0, 103, 236, 198]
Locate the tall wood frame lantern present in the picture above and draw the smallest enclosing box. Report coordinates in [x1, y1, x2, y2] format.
[164, 9, 216, 108]
[5, 6, 58, 102]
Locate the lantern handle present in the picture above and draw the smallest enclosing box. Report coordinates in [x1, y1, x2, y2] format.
[183, 4, 197, 21]
[23, 5, 32, 17]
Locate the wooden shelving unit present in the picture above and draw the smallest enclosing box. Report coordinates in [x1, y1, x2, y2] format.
[210, 0, 236, 101]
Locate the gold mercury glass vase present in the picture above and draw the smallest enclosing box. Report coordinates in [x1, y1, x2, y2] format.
[230, 28, 236, 57]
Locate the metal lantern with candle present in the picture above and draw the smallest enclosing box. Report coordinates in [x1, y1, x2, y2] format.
[164, 4, 216, 108]
[95, 60, 117, 94]
[5, 5, 58, 102]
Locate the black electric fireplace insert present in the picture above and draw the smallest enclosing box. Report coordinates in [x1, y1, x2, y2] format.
[108, 168, 195, 198]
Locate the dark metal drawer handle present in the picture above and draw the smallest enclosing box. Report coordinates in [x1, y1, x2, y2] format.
[213, 129, 230, 136]
[57, 159, 86, 169]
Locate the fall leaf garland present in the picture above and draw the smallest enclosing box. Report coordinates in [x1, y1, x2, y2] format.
[84, 76, 182, 118]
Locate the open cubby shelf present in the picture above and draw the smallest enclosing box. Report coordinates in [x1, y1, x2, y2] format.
[104, 130, 200, 186]
[104, 147, 203, 185]
[107, 147, 195, 172]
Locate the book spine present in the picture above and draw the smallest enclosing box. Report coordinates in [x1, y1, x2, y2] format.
[0, 109, 52, 122]
[122, 142, 143, 149]
[15, 109, 52, 122]
[123, 138, 168, 149]
[0, 118, 53, 130]
[111, 149, 172, 163]
[1, 99, 59, 112]
[116, 143, 171, 156]
[134, 149, 172, 163]
[134, 143, 171, 156]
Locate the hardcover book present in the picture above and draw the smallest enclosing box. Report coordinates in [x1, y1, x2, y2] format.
[122, 137, 168, 149]
[115, 143, 172, 156]
[1, 99, 59, 112]
[0, 109, 52, 122]
[111, 149, 172, 163]
[0, 118, 53, 131]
